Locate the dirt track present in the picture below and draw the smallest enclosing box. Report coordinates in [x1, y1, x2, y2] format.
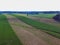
[5, 15, 60, 45]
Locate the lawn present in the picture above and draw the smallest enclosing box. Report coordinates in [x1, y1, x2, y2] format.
[0, 15, 22, 45]
[13, 15, 60, 39]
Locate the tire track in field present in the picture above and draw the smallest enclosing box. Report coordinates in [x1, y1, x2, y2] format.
[5, 15, 50, 45]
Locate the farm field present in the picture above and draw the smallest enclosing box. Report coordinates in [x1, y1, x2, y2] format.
[5, 15, 50, 45]
[27, 14, 60, 27]
[13, 14, 60, 38]
[0, 13, 60, 45]
[18, 13, 60, 26]
[32, 14, 56, 19]
[13, 13, 60, 27]
[0, 15, 22, 45]
[5, 14, 60, 45]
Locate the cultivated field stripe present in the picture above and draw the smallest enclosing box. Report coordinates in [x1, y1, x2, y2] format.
[27, 16, 60, 27]
[5, 15, 51, 45]
[0, 15, 22, 45]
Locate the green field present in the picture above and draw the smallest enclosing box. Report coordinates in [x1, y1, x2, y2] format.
[15, 13, 56, 19]
[13, 15, 60, 39]
[0, 13, 60, 45]
[28, 14, 56, 19]
[0, 15, 22, 45]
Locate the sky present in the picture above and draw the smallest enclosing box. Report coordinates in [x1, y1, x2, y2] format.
[0, 0, 60, 11]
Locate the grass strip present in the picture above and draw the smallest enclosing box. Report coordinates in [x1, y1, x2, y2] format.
[0, 15, 22, 45]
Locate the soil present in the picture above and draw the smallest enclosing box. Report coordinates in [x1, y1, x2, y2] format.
[5, 15, 60, 45]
